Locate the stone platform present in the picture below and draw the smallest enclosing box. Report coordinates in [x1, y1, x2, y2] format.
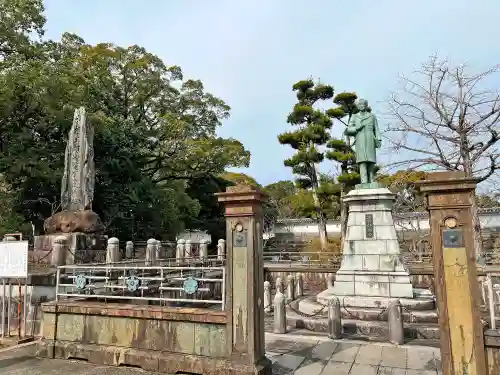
[288, 295, 440, 342]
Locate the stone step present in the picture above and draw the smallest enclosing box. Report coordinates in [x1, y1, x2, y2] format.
[286, 310, 441, 342]
[315, 292, 435, 310]
[295, 298, 437, 324]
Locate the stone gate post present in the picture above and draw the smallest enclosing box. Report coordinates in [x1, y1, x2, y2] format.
[417, 171, 486, 375]
[216, 185, 271, 375]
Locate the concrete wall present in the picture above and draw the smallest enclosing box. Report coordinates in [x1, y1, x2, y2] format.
[271, 209, 500, 237]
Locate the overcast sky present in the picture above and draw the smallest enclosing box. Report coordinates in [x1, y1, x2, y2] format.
[43, 0, 500, 186]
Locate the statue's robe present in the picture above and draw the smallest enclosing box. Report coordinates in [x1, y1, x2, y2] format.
[346, 112, 381, 163]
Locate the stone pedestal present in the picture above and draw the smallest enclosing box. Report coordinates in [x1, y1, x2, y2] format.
[320, 187, 413, 300]
[33, 232, 107, 265]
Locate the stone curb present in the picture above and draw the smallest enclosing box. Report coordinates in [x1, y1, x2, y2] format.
[0, 338, 38, 353]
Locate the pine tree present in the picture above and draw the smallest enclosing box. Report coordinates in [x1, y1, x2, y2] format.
[278, 79, 334, 250]
[326, 92, 361, 238]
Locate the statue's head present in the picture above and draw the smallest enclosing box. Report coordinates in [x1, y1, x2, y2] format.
[357, 99, 368, 111]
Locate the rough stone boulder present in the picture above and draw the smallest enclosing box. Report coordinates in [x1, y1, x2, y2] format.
[44, 210, 104, 234]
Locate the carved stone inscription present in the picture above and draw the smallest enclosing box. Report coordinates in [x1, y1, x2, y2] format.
[365, 214, 374, 238]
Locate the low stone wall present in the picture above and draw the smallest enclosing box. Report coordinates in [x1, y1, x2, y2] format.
[37, 300, 237, 374]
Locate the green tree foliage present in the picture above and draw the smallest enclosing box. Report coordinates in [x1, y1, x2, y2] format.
[325, 92, 360, 187]
[220, 172, 260, 188]
[0, 2, 250, 239]
[287, 174, 340, 220]
[0, 0, 45, 60]
[278, 79, 335, 249]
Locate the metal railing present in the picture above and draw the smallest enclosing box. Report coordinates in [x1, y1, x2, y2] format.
[56, 263, 225, 310]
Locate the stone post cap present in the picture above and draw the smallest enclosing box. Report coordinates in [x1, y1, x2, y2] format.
[108, 237, 119, 245]
[3, 236, 17, 242]
[273, 291, 286, 301]
[126, 241, 134, 245]
[177, 239, 186, 244]
[328, 297, 340, 306]
[415, 171, 479, 193]
[264, 280, 270, 287]
[147, 238, 157, 245]
[53, 236, 68, 244]
[218, 239, 226, 244]
[200, 239, 207, 244]
[156, 239, 162, 245]
[215, 184, 267, 203]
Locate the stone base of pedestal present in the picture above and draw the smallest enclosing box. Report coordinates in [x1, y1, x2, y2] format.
[33, 232, 107, 265]
[287, 294, 439, 341]
[328, 187, 414, 299]
[325, 270, 414, 298]
[316, 289, 434, 309]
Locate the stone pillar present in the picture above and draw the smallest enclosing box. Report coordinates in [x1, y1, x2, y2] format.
[145, 238, 157, 266]
[217, 239, 226, 260]
[327, 297, 342, 339]
[273, 291, 286, 334]
[199, 239, 208, 260]
[275, 277, 284, 294]
[387, 299, 404, 345]
[327, 273, 334, 289]
[106, 237, 120, 263]
[263, 281, 272, 313]
[295, 273, 303, 297]
[125, 241, 134, 259]
[52, 236, 68, 266]
[176, 239, 185, 264]
[286, 274, 295, 301]
[184, 239, 192, 260]
[416, 171, 486, 375]
[216, 185, 270, 373]
[155, 240, 162, 259]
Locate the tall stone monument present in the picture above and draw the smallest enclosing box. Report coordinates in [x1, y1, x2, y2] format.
[318, 99, 416, 304]
[34, 107, 106, 264]
[61, 106, 96, 213]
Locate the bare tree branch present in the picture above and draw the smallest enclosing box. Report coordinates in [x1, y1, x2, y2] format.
[385, 56, 500, 183]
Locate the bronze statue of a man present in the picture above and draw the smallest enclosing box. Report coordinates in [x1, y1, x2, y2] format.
[344, 99, 382, 185]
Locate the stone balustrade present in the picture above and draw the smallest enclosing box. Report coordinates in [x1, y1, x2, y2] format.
[44, 237, 228, 266]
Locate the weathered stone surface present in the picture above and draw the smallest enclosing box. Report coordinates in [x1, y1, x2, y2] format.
[34, 232, 107, 265]
[61, 107, 95, 212]
[43, 210, 104, 234]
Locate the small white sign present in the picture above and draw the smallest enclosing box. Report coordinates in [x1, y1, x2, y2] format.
[0, 241, 28, 278]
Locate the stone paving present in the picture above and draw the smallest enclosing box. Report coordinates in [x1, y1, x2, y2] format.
[0, 334, 442, 375]
[265, 333, 442, 374]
